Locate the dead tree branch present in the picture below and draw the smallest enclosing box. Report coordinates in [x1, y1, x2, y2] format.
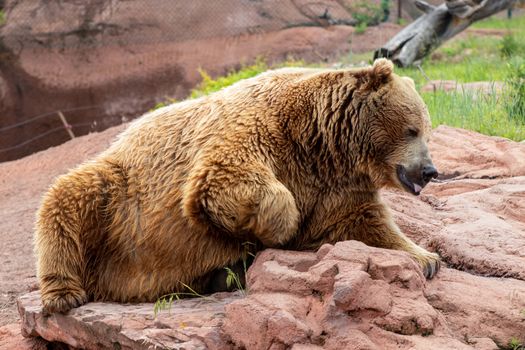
[374, 0, 517, 67]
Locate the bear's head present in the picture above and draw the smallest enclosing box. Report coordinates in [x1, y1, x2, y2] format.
[346, 59, 439, 195]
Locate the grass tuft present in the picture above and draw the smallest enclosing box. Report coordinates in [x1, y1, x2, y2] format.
[225, 267, 245, 296]
[190, 58, 305, 99]
[153, 282, 207, 316]
[153, 241, 256, 315]
[505, 57, 525, 123]
[509, 337, 524, 350]
[470, 14, 525, 31]
[190, 60, 269, 99]
[355, 22, 368, 34]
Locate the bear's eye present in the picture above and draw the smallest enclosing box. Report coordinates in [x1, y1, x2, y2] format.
[406, 127, 419, 139]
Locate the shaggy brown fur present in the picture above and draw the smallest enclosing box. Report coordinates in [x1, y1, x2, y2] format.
[35, 59, 440, 313]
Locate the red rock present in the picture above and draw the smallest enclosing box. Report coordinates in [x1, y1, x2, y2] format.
[426, 268, 525, 346]
[13, 242, 525, 349]
[224, 241, 525, 349]
[332, 270, 392, 314]
[429, 126, 525, 178]
[18, 291, 240, 349]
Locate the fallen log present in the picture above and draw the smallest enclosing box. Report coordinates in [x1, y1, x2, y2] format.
[374, 0, 517, 67]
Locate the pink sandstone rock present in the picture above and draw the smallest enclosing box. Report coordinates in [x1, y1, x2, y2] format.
[18, 291, 240, 349]
[429, 126, 525, 178]
[0, 323, 46, 350]
[224, 241, 524, 349]
[16, 241, 525, 349]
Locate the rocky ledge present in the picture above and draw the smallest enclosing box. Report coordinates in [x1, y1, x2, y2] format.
[18, 240, 525, 349]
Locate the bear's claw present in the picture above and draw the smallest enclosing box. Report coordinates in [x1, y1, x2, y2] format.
[422, 258, 440, 279]
[42, 289, 87, 315]
[411, 248, 441, 280]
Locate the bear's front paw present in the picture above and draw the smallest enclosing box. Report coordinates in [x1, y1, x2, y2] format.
[413, 250, 441, 279]
[41, 288, 87, 315]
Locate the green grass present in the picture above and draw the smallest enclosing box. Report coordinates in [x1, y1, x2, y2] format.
[190, 60, 269, 99]
[355, 22, 368, 34]
[508, 337, 524, 350]
[395, 35, 511, 87]
[153, 282, 208, 316]
[398, 57, 507, 87]
[471, 14, 525, 31]
[150, 98, 177, 111]
[423, 89, 525, 141]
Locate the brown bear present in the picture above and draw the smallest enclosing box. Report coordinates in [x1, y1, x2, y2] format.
[35, 59, 440, 314]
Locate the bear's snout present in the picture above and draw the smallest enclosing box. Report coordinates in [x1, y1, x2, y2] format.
[421, 165, 438, 183]
[396, 162, 438, 196]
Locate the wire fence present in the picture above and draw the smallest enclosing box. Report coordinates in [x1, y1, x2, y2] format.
[0, 106, 104, 155]
[0, 105, 103, 133]
[0, 123, 95, 154]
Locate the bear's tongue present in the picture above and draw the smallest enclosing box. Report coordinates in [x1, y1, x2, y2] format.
[396, 165, 422, 196]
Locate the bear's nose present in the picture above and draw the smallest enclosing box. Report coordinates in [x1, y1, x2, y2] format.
[422, 165, 438, 182]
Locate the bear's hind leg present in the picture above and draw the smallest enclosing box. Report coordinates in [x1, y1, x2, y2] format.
[35, 166, 108, 313]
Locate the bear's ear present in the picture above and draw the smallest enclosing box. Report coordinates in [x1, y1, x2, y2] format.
[354, 58, 394, 91]
[371, 58, 393, 81]
[368, 58, 394, 89]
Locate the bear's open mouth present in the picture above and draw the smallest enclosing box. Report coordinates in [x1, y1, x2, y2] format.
[396, 165, 423, 196]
